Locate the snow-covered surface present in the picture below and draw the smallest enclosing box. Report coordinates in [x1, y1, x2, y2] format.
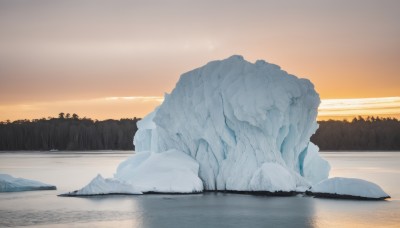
[0, 173, 56, 192]
[310, 177, 390, 199]
[66, 150, 203, 195]
[300, 143, 330, 185]
[115, 150, 203, 193]
[133, 109, 158, 152]
[62, 174, 141, 196]
[249, 163, 297, 192]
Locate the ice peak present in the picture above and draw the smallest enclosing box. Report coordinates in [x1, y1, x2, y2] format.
[226, 55, 244, 61]
[255, 59, 267, 65]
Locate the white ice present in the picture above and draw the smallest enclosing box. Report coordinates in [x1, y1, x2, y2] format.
[67, 149, 203, 195]
[249, 163, 297, 192]
[300, 143, 330, 185]
[310, 177, 390, 199]
[115, 150, 203, 193]
[0, 173, 56, 192]
[63, 174, 141, 196]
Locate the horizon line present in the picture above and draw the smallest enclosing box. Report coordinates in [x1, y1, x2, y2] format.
[0, 96, 399, 121]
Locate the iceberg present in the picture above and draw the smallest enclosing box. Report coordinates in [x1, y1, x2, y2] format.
[130, 55, 327, 192]
[60, 174, 141, 196]
[66, 55, 388, 198]
[0, 173, 56, 192]
[307, 177, 390, 200]
[67, 55, 330, 195]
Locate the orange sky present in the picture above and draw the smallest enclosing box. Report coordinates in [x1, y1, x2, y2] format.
[0, 1, 399, 121]
[1, 96, 399, 121]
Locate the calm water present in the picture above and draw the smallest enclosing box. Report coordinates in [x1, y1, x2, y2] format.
[0, 151, 399, 228]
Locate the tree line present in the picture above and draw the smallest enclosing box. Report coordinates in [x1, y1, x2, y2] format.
[0, 114, 399, 151]
[311, 116, 400, 151]
[0, 113, 139, 151]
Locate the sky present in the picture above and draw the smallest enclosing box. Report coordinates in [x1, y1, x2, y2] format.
[0, 0, 399, 121]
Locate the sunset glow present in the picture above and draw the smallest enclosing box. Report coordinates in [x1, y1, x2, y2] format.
[1, 2, 399, 227]
[1, 96, 399, 121]
[318, 97, 400, 120]
[0, 1, 399, 121]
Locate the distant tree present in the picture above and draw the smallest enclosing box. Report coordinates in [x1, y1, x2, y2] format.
[0, 114, 140, 151]
[66, 113, 71, 119]
[58, 112, 65, 119]
[311, 116, 400, 151]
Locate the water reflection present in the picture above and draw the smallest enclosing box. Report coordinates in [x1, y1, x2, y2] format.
[1, 152, 399, 227]
[135, 193, 316, 228]
[313, 198, 399, 228]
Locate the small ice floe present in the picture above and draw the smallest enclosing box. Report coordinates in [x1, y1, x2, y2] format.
[59, 174, 142, 196]
[0, 173, 56, 192]
[307, 177, 390, 200]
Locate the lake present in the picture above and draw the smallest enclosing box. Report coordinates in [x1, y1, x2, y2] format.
[0, 151, 399, 227]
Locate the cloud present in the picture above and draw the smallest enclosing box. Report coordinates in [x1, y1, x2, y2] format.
[318, 97, 400, 119]
[104, 96, 164, 102]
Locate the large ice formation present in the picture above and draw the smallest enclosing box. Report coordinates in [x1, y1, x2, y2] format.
[0, 174, 56, 192]
[66, 55, 330, 196]
[308, 177, 390, 200]
[132, 55, 327, 192]
[66, 55, 388, 198]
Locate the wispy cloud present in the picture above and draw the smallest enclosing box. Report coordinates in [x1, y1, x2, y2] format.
[319, 97, 400, 119]
[103, 96, 164, 102]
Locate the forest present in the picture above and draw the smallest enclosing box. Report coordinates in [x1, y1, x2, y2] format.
[311, 116, 400, 151]
[0, 114, 399, 151]
[0, 113, 138, 151]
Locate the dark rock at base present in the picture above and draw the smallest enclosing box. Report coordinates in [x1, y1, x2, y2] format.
[59, 190, 298, 197]
[58, 192, 139, 197]
[305, 191, 390, 200]
[33, 186, 57, 191]
[212, 190, 298, 196]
